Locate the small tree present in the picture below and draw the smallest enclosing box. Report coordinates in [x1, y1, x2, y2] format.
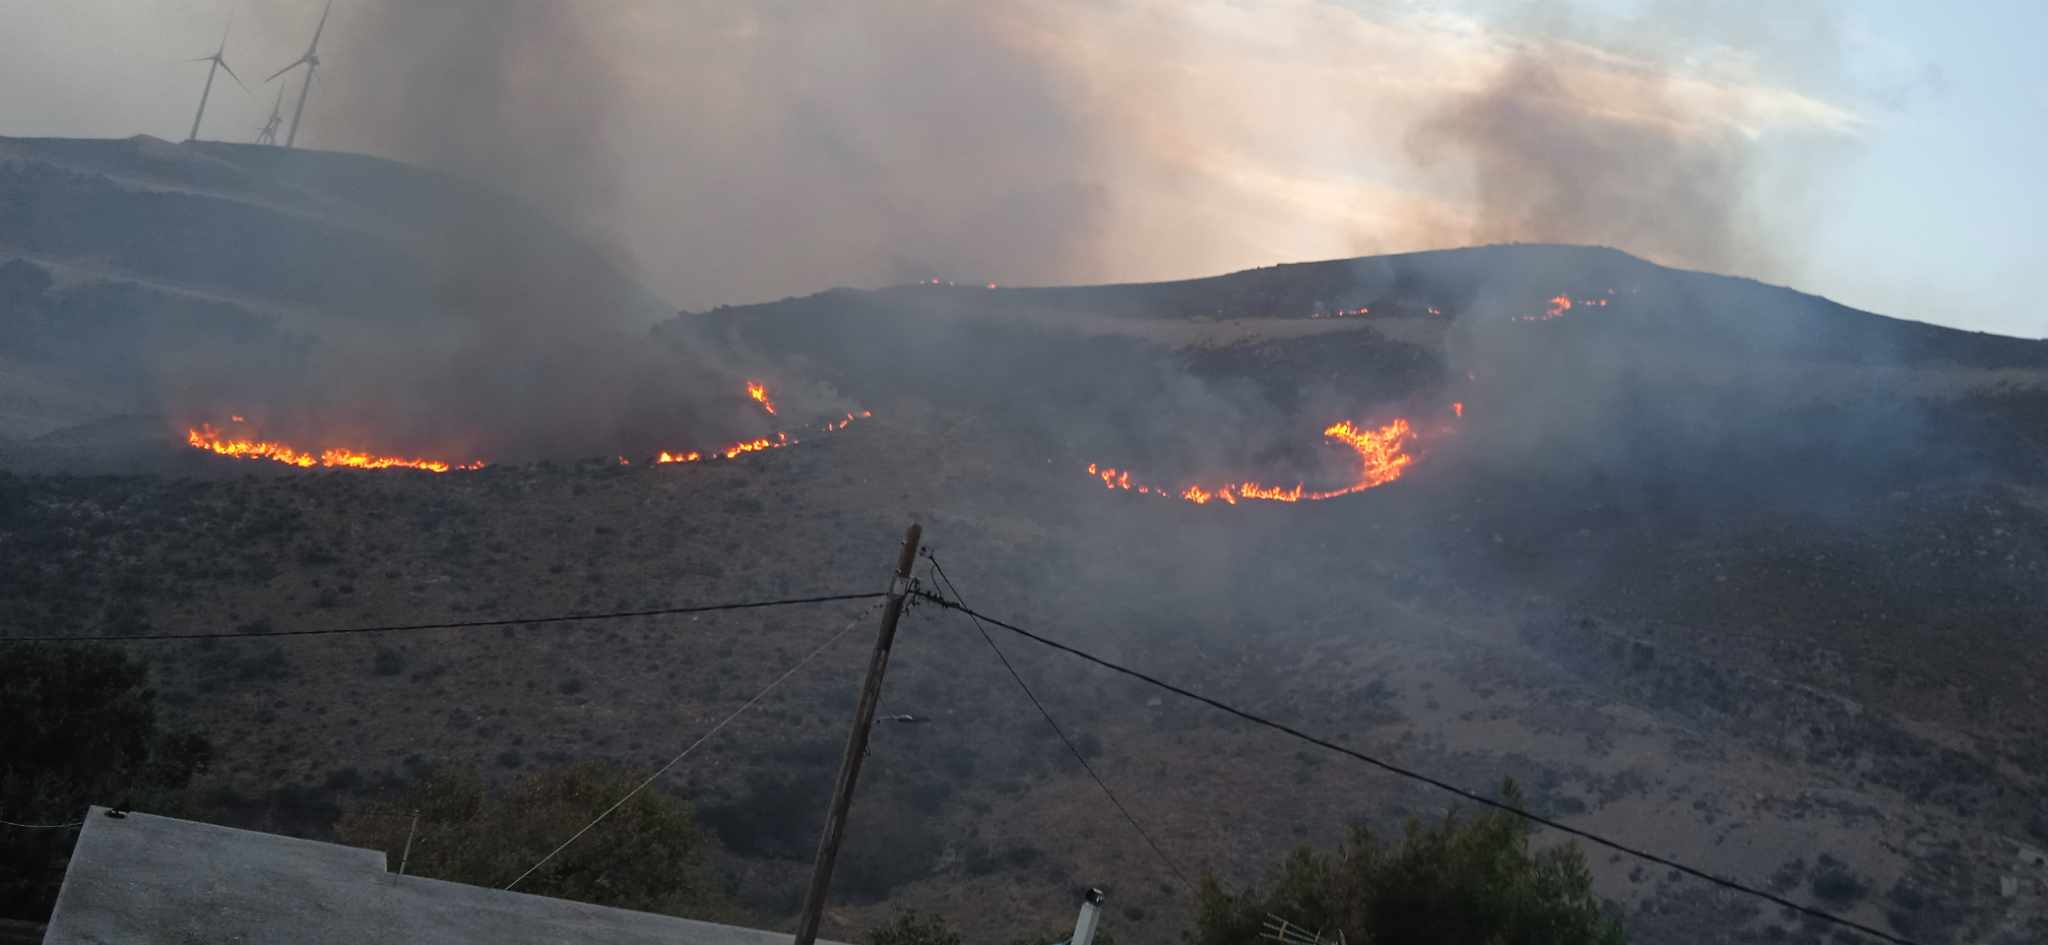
[335, 763, 726, 918]
[1, 645, 212, 919]
[867, 911, 962, 945]
[1189, 780, 1625, 945]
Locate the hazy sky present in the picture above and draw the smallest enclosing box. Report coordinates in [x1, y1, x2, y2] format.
[3, 1, 2040, 339]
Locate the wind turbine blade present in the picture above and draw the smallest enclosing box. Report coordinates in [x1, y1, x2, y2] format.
[308, 0, 334, 53]
[266, 58, 306, 82]
[189, 55, 218, 63]
[219, 59, 246, 91]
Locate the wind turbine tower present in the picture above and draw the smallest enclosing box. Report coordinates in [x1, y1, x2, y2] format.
[186, 21, 244, 142]
[256, 84, 285, 145]
[267, 0, 334, 149]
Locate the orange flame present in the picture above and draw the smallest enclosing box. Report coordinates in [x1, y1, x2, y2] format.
[1452, 401, 1464, 418]
[653, 410, 870, 465]
[191, 386, 870, 473]
[1516, 293, 1612, 322]
[1085, 417, 1416, 507]
[746, 381, 778, 416]
[185, 424, 484, 473]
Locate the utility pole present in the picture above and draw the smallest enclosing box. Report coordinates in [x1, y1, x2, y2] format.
[793, 523, 921, 945]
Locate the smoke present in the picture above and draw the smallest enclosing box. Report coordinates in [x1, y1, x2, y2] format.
[1410, 54, 1764, 278]
[138, 1, 1869, 461]
[218, 0, 755, 459]
[309, 2, 1855, 308]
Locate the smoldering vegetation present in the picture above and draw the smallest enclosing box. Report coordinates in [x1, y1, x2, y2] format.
[4, 0, 1879, 464]
[679, 243, 2046, 507]
[0, 134, 758, 461]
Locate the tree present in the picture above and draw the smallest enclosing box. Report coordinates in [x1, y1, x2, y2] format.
[1189, 780, 1625, 945]
[335, 763, 726, 918]
[1, 644, 212, 919]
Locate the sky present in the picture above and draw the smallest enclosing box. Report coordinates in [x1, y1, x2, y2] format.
[1, 0, 2040, 339]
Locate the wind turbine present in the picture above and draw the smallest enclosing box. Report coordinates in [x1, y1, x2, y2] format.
[266, 0, 334, 149]
[255, 84, 285, 145]
[186, 20, 244, 142]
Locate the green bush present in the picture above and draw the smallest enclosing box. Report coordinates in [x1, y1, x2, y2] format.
[1, 645, 212, 919]
[335, 764, 725, 918]
[1809, 855, 1868, 904]
[865, 911, 961, 945]
[1189, 780, 1625, 945]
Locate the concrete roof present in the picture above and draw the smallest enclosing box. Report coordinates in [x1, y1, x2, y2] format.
[44, 806, 851, 945]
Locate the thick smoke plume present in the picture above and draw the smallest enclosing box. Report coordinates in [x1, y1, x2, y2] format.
[237, 0, 749, 459]
[1411, 55, 1764, 278]
[163, 2, 1861, 460]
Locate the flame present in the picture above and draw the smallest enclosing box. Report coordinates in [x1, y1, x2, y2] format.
[1452, 401, 1464, 418]
[189, 386, 873, 473]
[653, 410, 870, 465]
[185, 424, 484, 473]
[1516, 293, 1612, 322]
[1085, 417, 1416, 506]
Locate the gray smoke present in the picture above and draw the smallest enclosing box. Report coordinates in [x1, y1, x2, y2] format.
[1410, 55, 1766, 281]
[241, 0, 751, 459]
[168, 1, 1870, 461]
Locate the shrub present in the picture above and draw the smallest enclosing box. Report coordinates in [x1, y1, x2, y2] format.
[866, 911, 960, 945]
[1189, 779, 1625, 945]
[335, 764, 724, 917]
[2, 645, 211, 919]
[1809, 856, 1868, 904]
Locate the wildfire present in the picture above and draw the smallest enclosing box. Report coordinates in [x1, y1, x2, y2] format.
[1517, 293, 1612, 322]
[185, 423, 485, 473]
[1086, 417, 1417, 507]
[653, 411, 871, 465]
[187, 385, 873, 474]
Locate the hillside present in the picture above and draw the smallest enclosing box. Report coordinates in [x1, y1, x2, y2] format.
[3, 143, 2047, 944]
[0, 134, 668, 447]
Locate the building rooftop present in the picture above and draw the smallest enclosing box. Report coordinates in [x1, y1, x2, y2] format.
[44, 806, 850, 945]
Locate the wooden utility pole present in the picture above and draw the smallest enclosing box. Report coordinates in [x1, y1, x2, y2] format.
[793, 523, 922, 945]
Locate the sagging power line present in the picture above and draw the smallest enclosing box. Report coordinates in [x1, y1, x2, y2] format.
[1, 591, 889, 644]
[911, 588, 1928, 945]
[920, 550, 1193, 892]
[506, 600, 882, 891]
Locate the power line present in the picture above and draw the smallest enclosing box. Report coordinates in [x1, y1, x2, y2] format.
[504, 600, 880, 892]
[1, 592, 889, 644]
[1, 817, 84, 830]
[914, 589, 1927, 945]
[921, 551, 1193, 892]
